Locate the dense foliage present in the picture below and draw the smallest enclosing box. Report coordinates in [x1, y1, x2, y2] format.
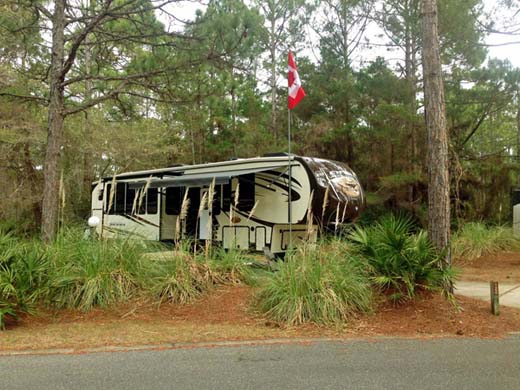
[452, 222, 520, 262]
[255, 242, 374, 325]
[1, 1, 519, 234]
[0, 229, 253, 329]
[349, 215, 455, 301]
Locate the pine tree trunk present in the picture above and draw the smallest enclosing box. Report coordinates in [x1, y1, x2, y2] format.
[516, 99, 520, 162]
[270, 17, 277, 143]
[41, 0, 66, 242]
[421, 0, 450, 257]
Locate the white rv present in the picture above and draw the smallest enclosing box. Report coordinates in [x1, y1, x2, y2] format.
[90, 154, 364, 254]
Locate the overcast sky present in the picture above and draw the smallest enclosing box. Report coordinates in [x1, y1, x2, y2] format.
[163, 0, 520, 68]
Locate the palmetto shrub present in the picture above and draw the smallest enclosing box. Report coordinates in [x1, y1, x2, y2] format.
[0, 232, 49, 328]
[255, 244, 373, 326]
[349, 214, 455, 301]
[452, 222, 520, 262]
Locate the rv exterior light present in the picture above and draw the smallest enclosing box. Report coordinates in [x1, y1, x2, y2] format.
[88, 216, 100, 227]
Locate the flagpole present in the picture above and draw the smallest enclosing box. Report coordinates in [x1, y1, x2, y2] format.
[288, 107, 292, 251]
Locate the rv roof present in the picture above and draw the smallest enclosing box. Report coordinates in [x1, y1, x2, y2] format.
[100, 155, 296, 182]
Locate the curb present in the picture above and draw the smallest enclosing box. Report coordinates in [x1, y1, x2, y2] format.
[2, 333, 520, 357]
[0, 337, 347, 357]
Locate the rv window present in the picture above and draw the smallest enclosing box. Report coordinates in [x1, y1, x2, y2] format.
[237, 174, 255, 212]
[115, 183, 126, 214]
[125, 187, 136, 214]
[147, 188, 158, 214]
[222, 183, 232, 210]
[212, 185, 221, 215]
[98, 188, 104, 201]
[165, 187, 183, 215]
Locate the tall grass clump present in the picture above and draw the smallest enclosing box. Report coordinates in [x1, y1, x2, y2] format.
[255, 244, 373, 326]
[142, 251, 209, 305]
[142, 243, 255, 306]
[0, 232, 49, 328]
[208, 247, 255, 285]
[139, 241, 212, 305]
[452, 222, 520, 262]
[46, 229, 148, 311]
[349, 214, 454, 301]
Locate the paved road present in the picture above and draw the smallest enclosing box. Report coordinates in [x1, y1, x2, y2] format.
[2, 337, 520, 389]
[457, 281, 520, 308]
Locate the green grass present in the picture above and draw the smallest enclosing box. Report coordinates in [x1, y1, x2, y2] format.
[255, 243, 373, 326]
[452, 222, 520, 262]
[46, 229, 148, 311]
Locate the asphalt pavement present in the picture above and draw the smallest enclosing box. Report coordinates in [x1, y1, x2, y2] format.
[1, 337, 520, 389]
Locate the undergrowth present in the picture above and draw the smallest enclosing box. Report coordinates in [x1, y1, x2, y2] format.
[255, 243, 373, 326]
[349, 214, 455, 302]
[0, 229, 254, 329]
[452, 222, 520, 262]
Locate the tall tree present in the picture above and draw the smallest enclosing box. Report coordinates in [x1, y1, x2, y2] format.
[421, 0, 450, 256]
[256, 0, 310, 143]
[2, 0, 245, 242]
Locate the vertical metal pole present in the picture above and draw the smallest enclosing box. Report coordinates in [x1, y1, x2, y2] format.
[288, 108, 292, 250]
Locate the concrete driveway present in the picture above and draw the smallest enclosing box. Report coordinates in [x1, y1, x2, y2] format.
[456, 281, 520, 308]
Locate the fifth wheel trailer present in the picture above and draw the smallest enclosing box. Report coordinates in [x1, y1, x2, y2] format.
[90, 154, 365, 254]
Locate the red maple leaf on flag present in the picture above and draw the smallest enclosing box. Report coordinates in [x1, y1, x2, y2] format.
[288, 51, 306, 110]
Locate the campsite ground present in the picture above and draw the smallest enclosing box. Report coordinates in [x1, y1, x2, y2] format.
[1, 252, 520, 353]
[0, 253, 520, 351]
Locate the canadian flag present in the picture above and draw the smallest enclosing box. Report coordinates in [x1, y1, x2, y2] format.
[288, 51, 305, 110]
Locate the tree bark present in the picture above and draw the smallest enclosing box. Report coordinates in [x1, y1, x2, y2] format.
[269, 15, 277, 143]
[41, 0, 66, 242]
[82, 0, 94, 216]
[421, 0, 450, 257]
[516, 96, 520, 163]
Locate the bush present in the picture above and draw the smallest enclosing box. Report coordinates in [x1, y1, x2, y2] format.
[45, 229, 148, 311]
[0, 232, 49, 328]
[141, 250, 210, 305]
[208, 247, 255, 285]
[349, 214, 454, 301]
[452, 222, 520, 262]
[255, 243, 373, 326]
[141, 244, 255, 306]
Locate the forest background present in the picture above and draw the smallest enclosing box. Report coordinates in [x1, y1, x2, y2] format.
[2, 0, 520, 236]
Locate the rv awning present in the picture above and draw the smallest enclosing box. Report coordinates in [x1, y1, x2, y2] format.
[127, 163, 295, 189]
